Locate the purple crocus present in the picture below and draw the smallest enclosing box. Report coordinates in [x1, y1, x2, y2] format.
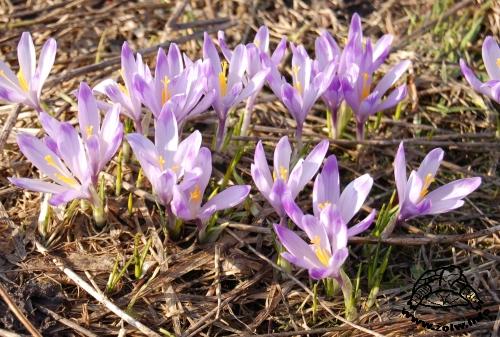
[394, 142, 482, 221]
[341, 13, 410, 140]
[460, 36, 500, 103]
[126, 105, 202, 207]
[94, 42, 148, 133]
[203, 32, 269, 150]
[9, 128, 99, 211]
[218, 26, 287, 136]
[273, 210, 348, 280]
[266, 43, 335, 140]
[133, 44, 214, 128]
[171, 147, 251, 230]
[39, 83, 123, 186]
[251, 136, 329, 219]
[0, 32, 56, 112]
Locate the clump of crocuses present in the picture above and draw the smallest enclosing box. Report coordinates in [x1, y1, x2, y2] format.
[9, 82, 123, 226]
[0, 32, 56, 112]
[127, 105, 250, 238]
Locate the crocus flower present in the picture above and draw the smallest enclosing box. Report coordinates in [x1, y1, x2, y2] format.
[39, 83, 123, 186]
[203, 32, 269, 150]
[171, 147, 251, 229]
[251, 136, 329, 219]
[283, 154, 376, 236]
[94, 42, 148, 133]
[133, 44, 214, 128]
[0, 32, 56, 112]
[9, 129, 96, 207]
[266, 43, 335, 140]
[126, 105, 202, 206]
[274, 206, 349, 280]
[394, 142, 481, 221]
[341, 13, 409, 140]
[460, 36, 500, 103]
[218, 26, 287, 136]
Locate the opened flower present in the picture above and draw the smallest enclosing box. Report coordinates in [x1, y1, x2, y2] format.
[203, 32, 269, 150]
[126, 105, 202, 206]
[266, 43, 335, 140]
[273, 205, 348, 280]
[251, 136, 329, 219]
[133, 44, 214, 128]
[341, 13, 409, 140]
[171, 147, 250, 230]
[94, 42, 148, 133]
[9, 129, 97, 208]
[394, 142, 481, 221]
[0, 32, 56, 112]
[460, 36, 500, 103]
[283, 154, 376, 236]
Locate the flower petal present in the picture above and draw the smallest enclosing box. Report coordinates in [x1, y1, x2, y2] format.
[17, 32, 36, 82]
[482, 36, 500, 80]
[202, 185, 250, 212]
[338, 173, 373, 224]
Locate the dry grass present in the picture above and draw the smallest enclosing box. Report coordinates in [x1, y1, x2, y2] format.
[0, 0, 498, 336]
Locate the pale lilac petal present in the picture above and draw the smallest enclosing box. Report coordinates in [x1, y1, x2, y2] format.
[203, 32, 222, 75]
[8, 177, 66, 194]
[253, 141, 273, 190]
[372, 34, 393, 70]
[167, 43, 183, 76]
[424, 199, 465, 215]
[227, 45, 247, 88]
[172, 185, 194, 220]
[100, 104, 123, 163]
[338, 173, 373, 224]
[482, 36, 500, 80]
[313, 155, 340, 216]
[372, 60, 410, 97]
[376, 84, 407, 112]
[35, 37, 56, 92]
[202, 185, 250, 212]
[271, 37, 287, 65]
[78, 82, 100, 140]
[16, 133, 73, 185]
[50, 189, 85, 206]
[17, 32, 35, 82]
[273, 136, 292, 181]
[217, 31, 233, 61]
[394, 142, 407, 205]
[156, 104, 179, 156]
[289, 139, 329, 199]
[281, 83, 303, 124]
[57, 123, 88, 183]
[425, 177, 481, 204]
[126, 133, 160, 173]
[268, 179, 287, 216]
[274, 224, 321, 267]
[459, 59, 486, 94]
[155, 170, 176, 206]
[416, 148, 444, 181]
[347, 210, 376, 237]
[282, 190, 304, 228]
[301, 214, 330, 253]
[281, 252, 316, 270]
[235, 68, 269, 103]
[406, 171, 423, 205]
[254, 26, 269, 52]
[174, 130, 202, 173]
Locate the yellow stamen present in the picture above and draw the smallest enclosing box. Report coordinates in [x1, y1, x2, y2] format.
[189, 185, 202, 203]
[54, 173, 78, 186]
[310, 235, 331, 267]
[85, 125, 94, 137]
[218, 61, 228, 97]
[361, 72, 370, 99]
[118, 83, 129, 96]
[161, 76, 171, 105]
[496, 58, 500, 67]
[158, 155, 165, 170]
[45, 155, 78, 186]
[16, 70, 29, 92]
[254, 39, 260, 48]
[273, 165, 288, 181]
[292, 65, 303, 94]
[318, 201, 331, 210]
[419, 173, 435, 199]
